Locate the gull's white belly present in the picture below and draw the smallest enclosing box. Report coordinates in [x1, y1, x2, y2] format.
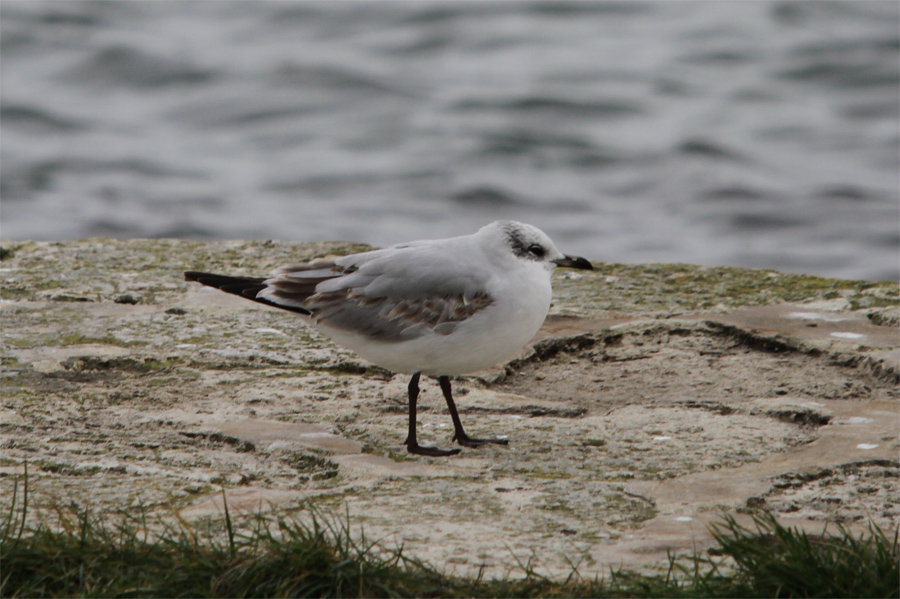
[316, 278, 552, 376]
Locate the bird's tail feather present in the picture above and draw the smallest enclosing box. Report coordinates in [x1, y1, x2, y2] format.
[184, 271, 311, 315]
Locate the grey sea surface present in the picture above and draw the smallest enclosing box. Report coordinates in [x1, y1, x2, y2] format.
[2, 0, 898, 281]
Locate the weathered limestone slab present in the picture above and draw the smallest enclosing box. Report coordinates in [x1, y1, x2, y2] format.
[1, 239, 897, 577]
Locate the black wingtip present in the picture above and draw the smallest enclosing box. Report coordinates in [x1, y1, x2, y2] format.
[183, 270, 312, 315]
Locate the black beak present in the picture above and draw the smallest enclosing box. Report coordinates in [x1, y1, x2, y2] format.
[553, 255, 594, 270]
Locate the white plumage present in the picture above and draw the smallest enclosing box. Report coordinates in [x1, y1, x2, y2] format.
[186, 220, 593, 456]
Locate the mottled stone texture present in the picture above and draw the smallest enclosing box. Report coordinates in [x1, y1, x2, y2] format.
[1, 239, 897, 576]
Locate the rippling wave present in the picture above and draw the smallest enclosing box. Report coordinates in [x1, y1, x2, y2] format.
[2, 0, 897, 281]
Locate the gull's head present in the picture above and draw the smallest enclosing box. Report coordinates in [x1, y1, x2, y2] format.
[479, 221, 594, 272]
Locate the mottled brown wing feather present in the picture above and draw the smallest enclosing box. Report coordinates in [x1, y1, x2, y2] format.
[186, 263, 494, 340]
[305, 290, 494, 342]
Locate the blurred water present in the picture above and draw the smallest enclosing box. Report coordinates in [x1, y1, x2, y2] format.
[1, 0, 898, 281]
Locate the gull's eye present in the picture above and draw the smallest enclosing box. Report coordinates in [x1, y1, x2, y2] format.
[527, 244, 545, 258]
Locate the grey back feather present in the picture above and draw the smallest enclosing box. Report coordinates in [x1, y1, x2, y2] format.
[261, 239, 496, 342]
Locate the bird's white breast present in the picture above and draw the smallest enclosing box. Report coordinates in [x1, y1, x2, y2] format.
[314, 263, 553, 376]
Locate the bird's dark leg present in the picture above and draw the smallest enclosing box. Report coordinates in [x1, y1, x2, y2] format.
[439, 376, 509, 448]
[403, 372, 420, 446]
[404, 372, 460, 457]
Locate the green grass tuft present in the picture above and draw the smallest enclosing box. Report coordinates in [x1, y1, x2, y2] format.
[703, 513, 900, 598]
[2, 470, 897, 598]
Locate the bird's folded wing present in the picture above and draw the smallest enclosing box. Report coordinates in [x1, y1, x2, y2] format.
[263, 245, 496, 342]
[185, 270, 318, 315]
[305, 289, 494, 342]
[255, 259, 346, 311]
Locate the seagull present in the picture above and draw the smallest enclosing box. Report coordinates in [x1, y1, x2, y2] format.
[185, 221, 593, 457]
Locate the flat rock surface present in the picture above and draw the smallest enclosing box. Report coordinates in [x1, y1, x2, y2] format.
[2, 239, 898, 577]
